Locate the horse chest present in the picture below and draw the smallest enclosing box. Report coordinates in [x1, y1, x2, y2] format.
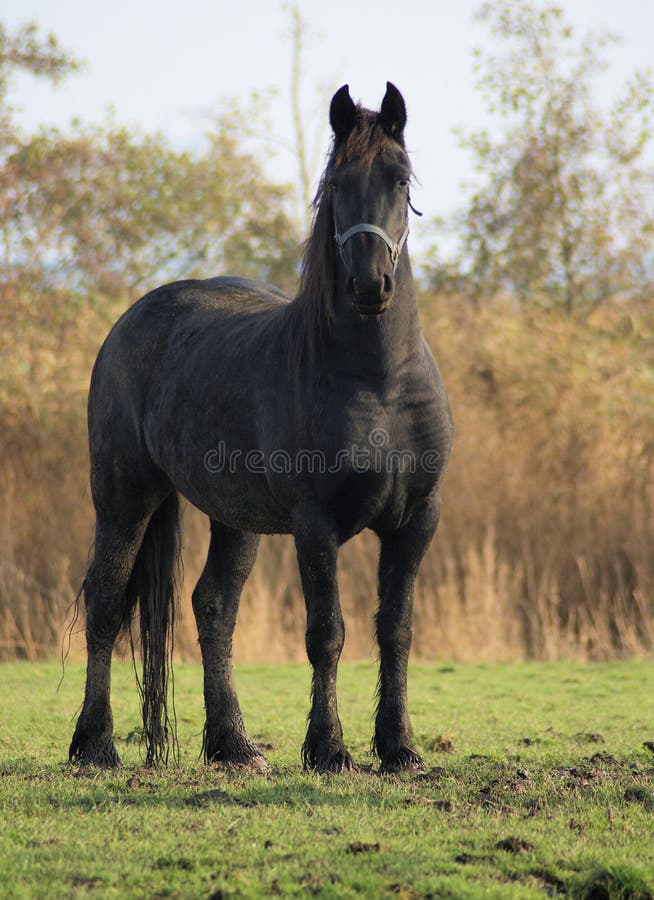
[308, 386, 443, 536]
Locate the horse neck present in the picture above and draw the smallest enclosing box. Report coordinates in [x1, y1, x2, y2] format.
[325, 258, 424, 380]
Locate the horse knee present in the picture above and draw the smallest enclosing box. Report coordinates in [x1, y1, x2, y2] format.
[376, 615, 413, 659]
[306, 615, 345, 668]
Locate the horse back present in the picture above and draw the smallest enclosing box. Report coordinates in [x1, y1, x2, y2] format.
[86, 277, 289, 521]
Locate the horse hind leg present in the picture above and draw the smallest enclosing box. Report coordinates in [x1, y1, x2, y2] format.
[69, 516, 149, 767]
[192, 521, 265, 770]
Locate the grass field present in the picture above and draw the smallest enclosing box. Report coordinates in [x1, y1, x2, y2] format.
[1, 660, 653, 898]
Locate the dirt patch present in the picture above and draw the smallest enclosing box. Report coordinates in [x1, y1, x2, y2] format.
[454, 852, 495, 865]
[624, 786, 654, 809]
[574, 732, 605, 744]
[477, 786, 512, 815]
[432, 736, 456, 752]
[571, 867, 654, 900]
[524, 797, 547, 814]
[403, 795, 435, 807]
[528, 868, 566, 897]
[154, 857, 194, 871]
[348, 841, 381, 854]
[495, 837, 534, 854]
[387, 883, 420, 898]
[71, 876, 102, 889]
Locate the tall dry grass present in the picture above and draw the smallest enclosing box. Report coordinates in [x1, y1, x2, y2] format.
[1, 287, 653, 662]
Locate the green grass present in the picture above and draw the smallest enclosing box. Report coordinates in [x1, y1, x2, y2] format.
[1, 660, 653, 898]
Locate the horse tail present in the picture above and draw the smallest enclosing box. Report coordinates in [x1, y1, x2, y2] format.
[123, 492, 182, 767]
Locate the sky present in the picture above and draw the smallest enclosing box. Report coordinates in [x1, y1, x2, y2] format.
[4, 0, 654, 253]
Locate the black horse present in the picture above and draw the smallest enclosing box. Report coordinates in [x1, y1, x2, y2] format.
[69, 82, 453, 774]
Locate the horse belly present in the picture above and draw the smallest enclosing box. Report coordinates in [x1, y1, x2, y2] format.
[145, 404, 295, 534]
[173, 462, 294, 534]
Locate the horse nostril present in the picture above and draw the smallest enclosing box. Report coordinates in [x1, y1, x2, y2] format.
[382, 274, 394, 298]
[352, 276, 383, 301]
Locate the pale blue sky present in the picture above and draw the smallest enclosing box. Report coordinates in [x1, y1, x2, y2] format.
[4, 0, 653, 250]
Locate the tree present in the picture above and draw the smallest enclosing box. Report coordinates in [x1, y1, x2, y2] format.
[428, 0, 654, 314]
[1, 114, 299, 302]
[0, 21, 300, 310]
[0, 21, 79, 127]
[0, 20, 300, 453]
[285, 1, 329, 234]
[0, 21, 78, 267]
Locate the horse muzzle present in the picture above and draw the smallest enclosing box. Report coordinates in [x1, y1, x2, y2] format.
[350, 274, 394, 315]
[336, 220, 408, 316]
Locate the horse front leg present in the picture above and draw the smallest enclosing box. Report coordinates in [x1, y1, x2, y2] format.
[192, 521, 265, 770]
[294, 507, 352, 773]
[374, 493, 441, 774]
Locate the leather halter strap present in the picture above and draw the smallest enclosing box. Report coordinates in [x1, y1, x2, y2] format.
[334, 220, 409, 272]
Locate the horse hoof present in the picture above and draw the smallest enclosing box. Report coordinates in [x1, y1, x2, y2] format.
[246, 754, 269, 774]
[207, 748, 269, 773]
[312, 747, 355, 774]
[226, 754, 268, 774]
[69, 738, 122, 769]
[378, 747, 425, 775]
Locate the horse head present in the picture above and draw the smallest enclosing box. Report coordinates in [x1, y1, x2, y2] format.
[327, 82, 412, 316]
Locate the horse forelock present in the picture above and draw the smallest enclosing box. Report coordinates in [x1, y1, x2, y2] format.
[333, 106, 407, 168]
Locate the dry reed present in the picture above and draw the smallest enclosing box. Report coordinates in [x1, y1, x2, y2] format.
[2, 294, 653, 662]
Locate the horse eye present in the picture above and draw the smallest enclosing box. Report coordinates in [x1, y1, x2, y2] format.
[398, 179, 410, 188]
[328, 180, 338, 192]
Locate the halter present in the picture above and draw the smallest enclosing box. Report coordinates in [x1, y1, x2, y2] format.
[334, 220, 409, 272]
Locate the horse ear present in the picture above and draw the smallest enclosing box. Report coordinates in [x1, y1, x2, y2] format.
[379, 81, 407, 137]
[329, 84, 356, 141]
